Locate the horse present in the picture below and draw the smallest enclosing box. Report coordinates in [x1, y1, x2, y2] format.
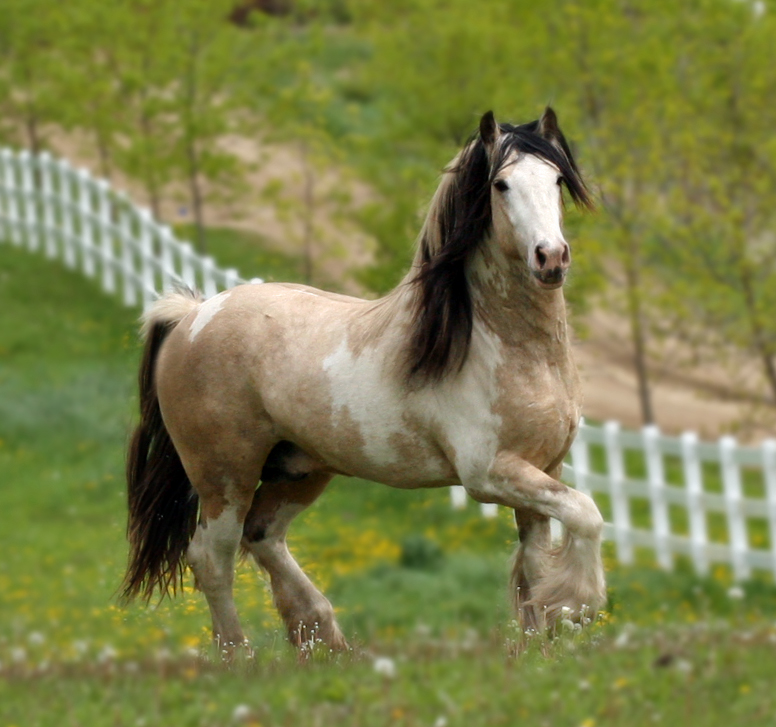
[121, 108, 606, 652]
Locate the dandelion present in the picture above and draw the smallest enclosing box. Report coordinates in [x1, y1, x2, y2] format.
[97, 645, 117, 664]
[373, 656, 397, 679]
[11, 647, 27, 664]
[675, 659, 692, 675]
[727, 585, 744, 600]
[578, 679, 591, 691]
[232, 704, 253, 722]
[28, 631, 45, 646]
[434, 717, 448, 727]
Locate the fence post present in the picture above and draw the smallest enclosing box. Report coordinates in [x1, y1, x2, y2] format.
[138, 208, 157, 311]
[480, 502, 498, 518]
[39, 153, 57, 259]
[118, 200, 137, 308]
[762, 439, 776, 577]
[96, 180, 116, 294]
[20, 150, 39, 252]
[159, 226, 176, 292]
[202, 256, 217, 298]
[180, 242, 197, 289]
[450, 486, 467, 509]
[681, 431, 708, 576]
[720, 435, 749, 581]
[570, 418, 591, 496]
[59, 161, 76, 269]
[644, 424, 671, 569]
[224, 267, 240, 290]
[604, 420, 633, 564]
[0, 149, 18, 244]
[77, 169, 96, 278]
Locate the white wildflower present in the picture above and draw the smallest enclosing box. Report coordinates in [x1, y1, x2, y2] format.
[373, 656, 397, 679]
[675, 658, 692, 674]
[434, 717, 448, 727]
[727, 585, 744, 600]
[232, 704, 252, 722]
[28, 631, 45, 646]
[11, 647, 27, 663]
[97, 645, 117, 664]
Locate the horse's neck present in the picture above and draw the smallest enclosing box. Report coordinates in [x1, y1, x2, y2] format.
[468, 244, 571, 353]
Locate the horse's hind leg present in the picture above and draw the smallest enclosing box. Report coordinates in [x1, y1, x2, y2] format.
[186, 492, 251, 652]
[182, 452, 264, 654]
[242, 472, 348, 652]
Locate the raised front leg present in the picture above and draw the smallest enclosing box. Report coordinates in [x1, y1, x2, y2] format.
[465, 452, 606, 628]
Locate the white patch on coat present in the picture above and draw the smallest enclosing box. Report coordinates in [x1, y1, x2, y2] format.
[187, 502, 243, 581]
[322, 338, 404, 466]
[188, 291, 231, 342]
[436, 323, 504, 486]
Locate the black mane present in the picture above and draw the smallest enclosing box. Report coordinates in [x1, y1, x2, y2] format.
[407, 113, 592, 384]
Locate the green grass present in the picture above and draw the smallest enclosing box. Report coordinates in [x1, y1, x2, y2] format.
[4, 241, 776, 726]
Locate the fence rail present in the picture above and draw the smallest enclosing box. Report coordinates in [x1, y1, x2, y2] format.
[0, 148, 253, 310]
[3, 147, 775, 582]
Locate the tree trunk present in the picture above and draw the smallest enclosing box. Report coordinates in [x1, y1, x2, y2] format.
[139, 108, 162, 221]
[740, 267, 776, 404]
[624, 246, 655, 425]
[95, 129, 112, 181]
[300, 141, 315, 286]
[24, 112, 42, 155]
[186, 136, 206, 254]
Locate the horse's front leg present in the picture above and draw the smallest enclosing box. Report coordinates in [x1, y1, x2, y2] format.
[465, 452, 606, 629]
[511, 508, 552, 630]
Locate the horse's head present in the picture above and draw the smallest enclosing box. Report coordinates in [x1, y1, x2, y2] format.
[408, 109, 592, 381]
[480, 108, 592, 290]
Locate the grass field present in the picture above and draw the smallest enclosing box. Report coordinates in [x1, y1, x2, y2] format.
[3, 241, 776, 726]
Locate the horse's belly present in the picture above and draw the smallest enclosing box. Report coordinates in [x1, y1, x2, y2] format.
[268, 338, 457, 487]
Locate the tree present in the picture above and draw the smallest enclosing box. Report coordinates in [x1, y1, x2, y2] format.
[652, 1, 776, 404]
[164, 0, 249, 252]
[0, 0, 65, 152]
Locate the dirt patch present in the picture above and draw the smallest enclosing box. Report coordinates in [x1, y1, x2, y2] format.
[574, 308, 775, 443]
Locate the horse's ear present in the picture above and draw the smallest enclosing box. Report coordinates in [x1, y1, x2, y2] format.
[479, 110, 500, 146]
[538, 106, 561, 143]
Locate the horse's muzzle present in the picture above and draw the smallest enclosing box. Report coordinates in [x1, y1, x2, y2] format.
[532, 267, 566, 289]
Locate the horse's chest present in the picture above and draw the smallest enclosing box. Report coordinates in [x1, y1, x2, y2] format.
[496, 355, 581, 468]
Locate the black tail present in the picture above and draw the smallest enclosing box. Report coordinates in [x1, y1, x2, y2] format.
[121, 320, 199, 602]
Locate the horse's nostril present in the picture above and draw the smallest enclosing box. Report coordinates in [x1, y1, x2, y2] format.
[561, 244, 570, 265]
[535, 247, 548, 269]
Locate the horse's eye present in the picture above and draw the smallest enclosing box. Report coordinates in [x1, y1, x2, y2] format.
[557, 176, 564, 187]
[494, 179, 509, 192]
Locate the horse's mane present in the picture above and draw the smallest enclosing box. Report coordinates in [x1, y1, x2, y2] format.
[406, 115, 592, 384]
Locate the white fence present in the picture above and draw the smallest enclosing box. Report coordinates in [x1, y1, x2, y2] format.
[0, 148, 253, 310]
[2, 148, 776, 582]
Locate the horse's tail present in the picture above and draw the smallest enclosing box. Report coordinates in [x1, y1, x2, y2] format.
[121, 290, 202, 603]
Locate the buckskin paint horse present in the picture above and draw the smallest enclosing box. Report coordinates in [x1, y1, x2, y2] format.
[122, 109, 606, 651]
